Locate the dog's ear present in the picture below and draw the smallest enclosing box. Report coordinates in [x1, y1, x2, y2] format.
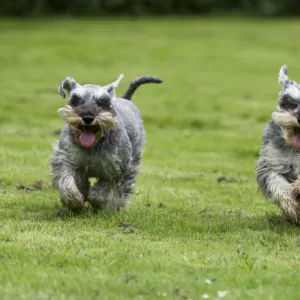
[278, 65, 291, 88]
[278, 65, 298, 87]
[103, 74, 124, 98]
[278, 65, 300, 99]
[58, 77, 80, 99]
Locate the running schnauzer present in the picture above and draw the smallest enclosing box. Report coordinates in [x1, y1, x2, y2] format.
[50, 74, 162, 212]
[257, 65, 300, 224]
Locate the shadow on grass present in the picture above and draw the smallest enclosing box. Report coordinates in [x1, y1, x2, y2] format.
[1, 198, 299, 238]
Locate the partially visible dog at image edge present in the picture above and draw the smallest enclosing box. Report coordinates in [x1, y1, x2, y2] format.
[50, 74, 162, 212]
[257, 65, 300, 224]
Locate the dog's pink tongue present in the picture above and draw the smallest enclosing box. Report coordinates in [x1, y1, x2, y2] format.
[79, 132, 96, 148]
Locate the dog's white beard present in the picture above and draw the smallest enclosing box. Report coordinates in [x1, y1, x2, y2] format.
[58, 105, 117, 131]
[57, 105, 118, 148]
[272, 111, 298, 128]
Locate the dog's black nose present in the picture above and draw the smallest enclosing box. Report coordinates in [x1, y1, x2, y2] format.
[82, 116, 94, 125]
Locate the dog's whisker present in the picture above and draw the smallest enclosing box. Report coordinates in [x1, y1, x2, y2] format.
[272, 111, 299, 128]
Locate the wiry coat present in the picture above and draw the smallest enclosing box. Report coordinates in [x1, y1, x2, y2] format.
[256, 65, 300, 224]
[256, 122, 300, 223]
[50, 75, 162, 212]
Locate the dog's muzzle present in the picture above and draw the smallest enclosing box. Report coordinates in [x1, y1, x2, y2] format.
[272, 111, 300, 148]
[58, 105, 118, 149]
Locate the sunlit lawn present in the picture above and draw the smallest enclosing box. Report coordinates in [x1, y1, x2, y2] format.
[1, 17, 300, 299]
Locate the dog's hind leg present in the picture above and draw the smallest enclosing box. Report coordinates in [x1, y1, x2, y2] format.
[88, 171, 138, 212]
[88, 180, 115, 211]
[115, 157, 142, 208]
[117, 171, 137, 205]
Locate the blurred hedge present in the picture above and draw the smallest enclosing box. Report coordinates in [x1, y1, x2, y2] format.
[1, 0, 300, 17]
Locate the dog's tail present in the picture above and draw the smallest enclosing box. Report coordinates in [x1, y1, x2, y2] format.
[121, 76, 163, 100]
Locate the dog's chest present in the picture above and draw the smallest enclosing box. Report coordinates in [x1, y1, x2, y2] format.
[74, 149, 122, 179]
[266, 145, 300, 176]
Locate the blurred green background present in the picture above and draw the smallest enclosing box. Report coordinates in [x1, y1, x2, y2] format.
[2, 2, 300, 300]
[1, 0, 300, 17]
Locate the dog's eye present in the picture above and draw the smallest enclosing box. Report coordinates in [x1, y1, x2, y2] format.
[280, 103, 289, 110]
[289, 103, 298, 110]
[96, 96, 111, 108]
[69, 95, 83, 107]
[281, 101, 298, 110]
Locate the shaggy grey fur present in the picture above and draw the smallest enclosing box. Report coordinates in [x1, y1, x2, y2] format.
[50, 74, 162, 212]
[256, 65, 300, 224]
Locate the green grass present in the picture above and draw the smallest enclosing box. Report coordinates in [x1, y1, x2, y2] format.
[1, 17, 300, 300]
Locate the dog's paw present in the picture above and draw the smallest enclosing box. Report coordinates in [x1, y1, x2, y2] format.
[59, 184, 85, 212]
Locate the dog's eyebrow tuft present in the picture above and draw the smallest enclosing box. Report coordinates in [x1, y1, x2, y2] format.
[69, 93, 85, 107]
[70, 93, 82, 99]
[94, 94, 111, 106]
[97, 94, 110, 101]
[70, 92, 84, 99]
[282, 86, 300, 101]
[69, 87, 86, 98]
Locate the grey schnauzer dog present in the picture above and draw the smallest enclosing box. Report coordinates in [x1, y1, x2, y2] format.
[50, 74, 162, 212]
[256, 65, 300, 224]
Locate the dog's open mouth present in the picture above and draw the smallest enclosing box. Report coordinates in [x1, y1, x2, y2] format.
[78, 126, 100, 148]
[292, 127, 300, 147]
[58, 105, 118, 149]
[285, 126, 300, 148]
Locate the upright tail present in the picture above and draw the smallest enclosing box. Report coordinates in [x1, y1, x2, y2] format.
[121, 76, 163, 100]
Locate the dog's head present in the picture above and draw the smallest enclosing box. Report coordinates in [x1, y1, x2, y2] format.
[272, 65, 300, 148]
[57, 74, 123, 148]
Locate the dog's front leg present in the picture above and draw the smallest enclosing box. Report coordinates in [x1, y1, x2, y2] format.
[59, 174, 85, 212]
[257, 168, 300, 224]
[292, 177, 300, 200]
[50, 157, 85, 212]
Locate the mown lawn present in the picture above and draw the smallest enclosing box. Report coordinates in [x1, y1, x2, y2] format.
[1, 17, 300, 300]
